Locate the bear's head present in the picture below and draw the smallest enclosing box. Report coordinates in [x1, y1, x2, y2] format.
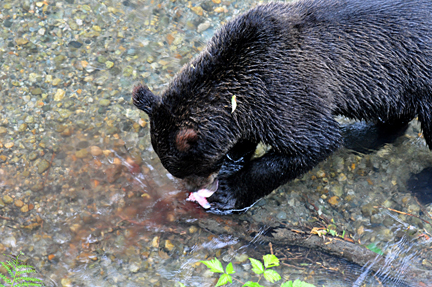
[133, 84, 239, 190]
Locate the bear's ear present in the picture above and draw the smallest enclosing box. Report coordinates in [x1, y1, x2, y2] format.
[132, 84, 161, 116]
[176, 128, 198, 152]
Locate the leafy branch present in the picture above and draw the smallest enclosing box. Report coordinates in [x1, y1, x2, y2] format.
[0, 252, 44, 287]
[190, 254, 316, 287]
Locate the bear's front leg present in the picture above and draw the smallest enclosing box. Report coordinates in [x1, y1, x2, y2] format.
[208, 148, 337, 213]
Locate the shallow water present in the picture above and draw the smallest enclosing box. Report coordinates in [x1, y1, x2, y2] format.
[1, 0, 432, 286]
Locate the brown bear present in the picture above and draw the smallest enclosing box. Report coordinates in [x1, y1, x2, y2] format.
[133, 0, 432, 214]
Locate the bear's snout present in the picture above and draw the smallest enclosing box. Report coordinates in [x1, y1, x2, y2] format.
[183, 173, 218, 192]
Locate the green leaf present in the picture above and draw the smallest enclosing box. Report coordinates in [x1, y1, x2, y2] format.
[243, 281, 264, 287]
[177, 283, 185, 287]
[0, 273, 12, 284]
[225, 262, 235, 274]
[263, 254, 280, 268]
[215, 274, 232, 287]
[328, 229, 337, 237]
[201, 258, 225, 273]
[249, 258, 264, 275]
[263, 269, 281, 283]
[281, 282, 293, 287]
[365, 243, 384, 255]
[1, 261, 14, 277]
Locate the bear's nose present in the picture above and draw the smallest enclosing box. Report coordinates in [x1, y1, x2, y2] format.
[183, 173, 218, 191]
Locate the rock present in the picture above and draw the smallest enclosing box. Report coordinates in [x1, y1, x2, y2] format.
[4, 142, 14, 149]
[90, 146, 103, 156]
[328, 196, 340, 206]
[15, 38, 29, 45]
[54, 89, 66, 101]
[18, 123, 28, 132]
[99, 99, 111, 106]
[3, 195, 13, 204]
[68, 41, 83, 48]
[191, 6, 203, 16]
[0, 127, 6, 134]
[14, 199, 24, 207]
[37, 159, 51, 174]
[105, 164, 122, 183]
[21, 204, 29, 213]
[58, 109, 73, 119]
[75, 148, 89, 159]
[29, 152, 38, 161]
[197, 21, 211, 33]
[31, 88, 42, 95]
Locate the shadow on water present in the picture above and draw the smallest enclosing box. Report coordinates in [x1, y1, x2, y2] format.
[0, 0, 432, 286]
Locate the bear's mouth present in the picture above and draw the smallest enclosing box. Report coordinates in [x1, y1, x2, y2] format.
[182, 173, 218, 192]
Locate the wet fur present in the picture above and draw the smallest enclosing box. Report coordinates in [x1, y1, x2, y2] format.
[134, 0, 432, 213]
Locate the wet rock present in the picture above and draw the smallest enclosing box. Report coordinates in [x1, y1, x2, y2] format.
[15, 38, 29, 45]
[128, 262, 140, 273]
[15, 199, 24, 207]
[31, 183, 44, 192]
[54, 89, 65, 101]
[4, 142, 14, 149]
[61, 278, 72, 287]
[29, 152, 38, 161]
[18, 123, 28, 132]
[68, 41, 83, 48]
[361, 203, 378, 217]
[99, 99, 110, 106]
[3, 195, 13, 204]
[328, 196, 340, 206]
[21, 204, 29, 213]
[90, 146, 103, 156]
[37, 159, 51, 174]
[58, 109, 73, 119]
[197, 21, 211, 33]
[105, 164, 123, 183]
[75, 148, 89, 159]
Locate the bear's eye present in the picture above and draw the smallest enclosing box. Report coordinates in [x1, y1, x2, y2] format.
[175, 128, 198, 152]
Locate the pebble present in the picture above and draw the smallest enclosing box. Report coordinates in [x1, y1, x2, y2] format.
[18, 123, 28, 132]
[61, 278, 72, 287]
[0, 127, 6, 134]
[29, 152, 38, 161]
[328, 196, 340, 206]
[90, 146, 103, 156]
[58, 109, 73, 118]
[75, 148, 89, 159]
[15, 199, 24, 207]
[128, 262, 140, 273]
[31, 88, 42, 95]
[165, 240, 175, 251]
[15, 38, 29, 45]
[4, 142, 14, 149]
[338, 173, 347, 182]
[3, 195, 13, 204]
[191, 6, 204, 16]
[105, 61, 114, 69]
[37, 159, 51, 174]
[54, 89, 66, 101]
[197, 22, 211, 33]
[68, 41, 83, 48]
[0, 198, 4, 208]
[99, 99, 111, 106]
[21, 204, 29, 213]
[25, 115, 34, 124]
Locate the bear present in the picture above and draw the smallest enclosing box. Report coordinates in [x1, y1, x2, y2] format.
[133, 0, 432, 214]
